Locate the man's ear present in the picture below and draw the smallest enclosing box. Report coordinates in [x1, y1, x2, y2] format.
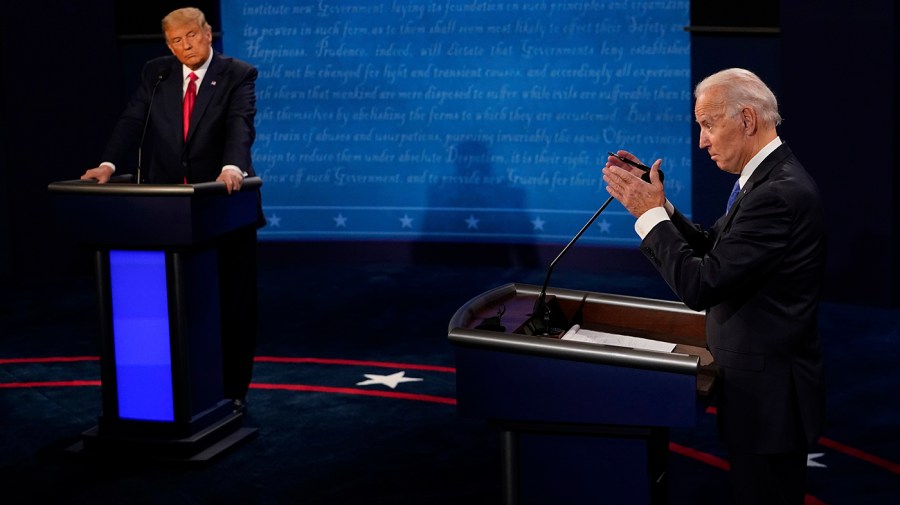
[741, 107, 757, 135]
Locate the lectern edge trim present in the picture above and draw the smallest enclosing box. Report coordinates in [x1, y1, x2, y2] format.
[448, 327, 699, 375]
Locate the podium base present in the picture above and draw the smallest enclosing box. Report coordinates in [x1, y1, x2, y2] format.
[66, 412, 258, 464]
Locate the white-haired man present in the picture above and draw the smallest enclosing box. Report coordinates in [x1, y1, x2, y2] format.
[603, 68, 826, 504]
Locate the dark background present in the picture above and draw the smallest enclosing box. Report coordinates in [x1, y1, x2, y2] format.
[1, 0, 897, 307]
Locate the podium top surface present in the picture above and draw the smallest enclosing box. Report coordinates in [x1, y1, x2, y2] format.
[48, 176, 262, 197]
[48, 177, 263, 247]
[448, 283, 709, 376]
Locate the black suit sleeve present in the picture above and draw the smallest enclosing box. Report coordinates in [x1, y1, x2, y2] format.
[222, 62, 257, 175]
[641, 187, 793, 311]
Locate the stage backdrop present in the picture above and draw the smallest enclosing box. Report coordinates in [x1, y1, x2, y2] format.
[221, 0, 691, 245]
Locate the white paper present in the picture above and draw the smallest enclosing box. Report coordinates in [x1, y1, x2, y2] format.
[560, 324, 676, 353]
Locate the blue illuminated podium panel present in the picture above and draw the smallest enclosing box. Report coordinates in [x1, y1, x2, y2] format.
[109, 250, 175, 422]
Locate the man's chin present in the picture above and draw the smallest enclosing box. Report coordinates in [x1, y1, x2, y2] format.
[712, 160, 730, 172]
[180, 58, 202, 70]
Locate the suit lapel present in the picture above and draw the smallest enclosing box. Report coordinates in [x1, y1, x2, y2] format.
[713, 143, 793, 246]
[725, 143, 793, 220]
[185, 54, 224, 146]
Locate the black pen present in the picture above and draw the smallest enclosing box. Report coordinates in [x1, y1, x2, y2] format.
[607, 152, 651, 172]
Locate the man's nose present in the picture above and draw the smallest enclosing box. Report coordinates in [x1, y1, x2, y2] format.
[698, 131, 710, 149]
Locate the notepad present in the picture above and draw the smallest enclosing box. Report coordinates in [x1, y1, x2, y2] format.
[560, 324, 677, 353]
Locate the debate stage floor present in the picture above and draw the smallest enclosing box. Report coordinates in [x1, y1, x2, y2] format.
[1, 255, 898, 504]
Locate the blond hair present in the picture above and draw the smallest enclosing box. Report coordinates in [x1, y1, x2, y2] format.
[161, 7, 211, 33]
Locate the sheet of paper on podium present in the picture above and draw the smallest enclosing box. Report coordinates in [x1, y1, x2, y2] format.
[561, 325, 677, 353]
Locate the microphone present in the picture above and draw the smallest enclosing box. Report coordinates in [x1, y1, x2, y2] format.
[136, 67, 169, 184]
[526, 155, 664, 336]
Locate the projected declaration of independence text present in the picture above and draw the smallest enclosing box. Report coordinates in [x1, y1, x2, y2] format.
[222, 1, 691, 244]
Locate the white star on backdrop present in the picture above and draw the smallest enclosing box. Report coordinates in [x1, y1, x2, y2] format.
[356, 371, 423, 389]
[531, 216, 546, 231]
[465, 215, 479, 229]
[597, 218, 611, 234]
[267, 213, 282, 227]
[333, 213, 348, 228]
[399, 214, 414, 229]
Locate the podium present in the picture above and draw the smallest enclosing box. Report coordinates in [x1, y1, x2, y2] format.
[448, 283, 715, 505]
[48, 177, 262, 462]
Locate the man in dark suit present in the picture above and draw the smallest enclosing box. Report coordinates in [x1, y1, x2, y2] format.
[82, 7, 261, 409]
[602, 68, 826, 505]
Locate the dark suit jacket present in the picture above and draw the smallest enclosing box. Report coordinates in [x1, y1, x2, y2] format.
[640, 143, 827, 454]
[103, 53, 257, 184]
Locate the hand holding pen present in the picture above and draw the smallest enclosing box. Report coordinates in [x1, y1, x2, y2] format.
[602, 149, 667, 218]
[606, 151, 664, 183]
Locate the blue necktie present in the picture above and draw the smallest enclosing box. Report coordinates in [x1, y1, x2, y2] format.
[726, 180, 741, 215]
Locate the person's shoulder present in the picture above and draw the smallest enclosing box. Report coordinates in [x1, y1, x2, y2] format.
[139, 55, 178, 77]
[763, 148, 822, 209]
[769, 143, 810, 178]
[212, 54, 258, 83]
[214, 53, 256, 73]
[144, 55, 178, 69]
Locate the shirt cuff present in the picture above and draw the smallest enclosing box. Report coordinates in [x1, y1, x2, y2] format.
[222, 165, 246, 177]
[634, 200, 675, 239]
[100, 162, 116, 173]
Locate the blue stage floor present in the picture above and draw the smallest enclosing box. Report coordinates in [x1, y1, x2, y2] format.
[1, 258, 898, 504]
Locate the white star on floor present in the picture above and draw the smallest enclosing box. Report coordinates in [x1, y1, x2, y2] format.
[807, 452, 826, 468]
[333, 213, 348, 228]
[465, 215, 479, 229]
[356, 371, 424, 389]
[531, 216, 546, 231]
[399, 214, 414, 229]
[267, 213, 282, 227]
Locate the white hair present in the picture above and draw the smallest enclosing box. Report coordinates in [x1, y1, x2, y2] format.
[695, 68, 782, 127]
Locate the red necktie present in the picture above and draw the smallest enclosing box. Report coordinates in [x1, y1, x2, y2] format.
[183, 72, 198, 141]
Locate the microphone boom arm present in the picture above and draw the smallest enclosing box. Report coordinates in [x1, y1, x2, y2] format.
[532, 195, 615, 334]
[136, 71, 168, 185]
[529, 156, 664, 335]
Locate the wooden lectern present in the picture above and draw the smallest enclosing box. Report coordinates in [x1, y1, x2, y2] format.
[448, 283, 715, 505]
[48, 176, 262, 462]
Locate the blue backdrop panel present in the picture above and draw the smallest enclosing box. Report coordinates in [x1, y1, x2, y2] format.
[221, 0, 691, 245]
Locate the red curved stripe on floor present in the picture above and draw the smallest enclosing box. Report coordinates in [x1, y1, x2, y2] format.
[0, 356, 99, 365]
[255, 356, 456, 373]
[251, 382, 457, 405]
[668, 441, 730, 471]
[669, 442, 827, 504]
[705, 405, 900, 475]
[817, 436, 900, 474]
[0, 380, 101, 388]
[0, 379, 457, 406]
